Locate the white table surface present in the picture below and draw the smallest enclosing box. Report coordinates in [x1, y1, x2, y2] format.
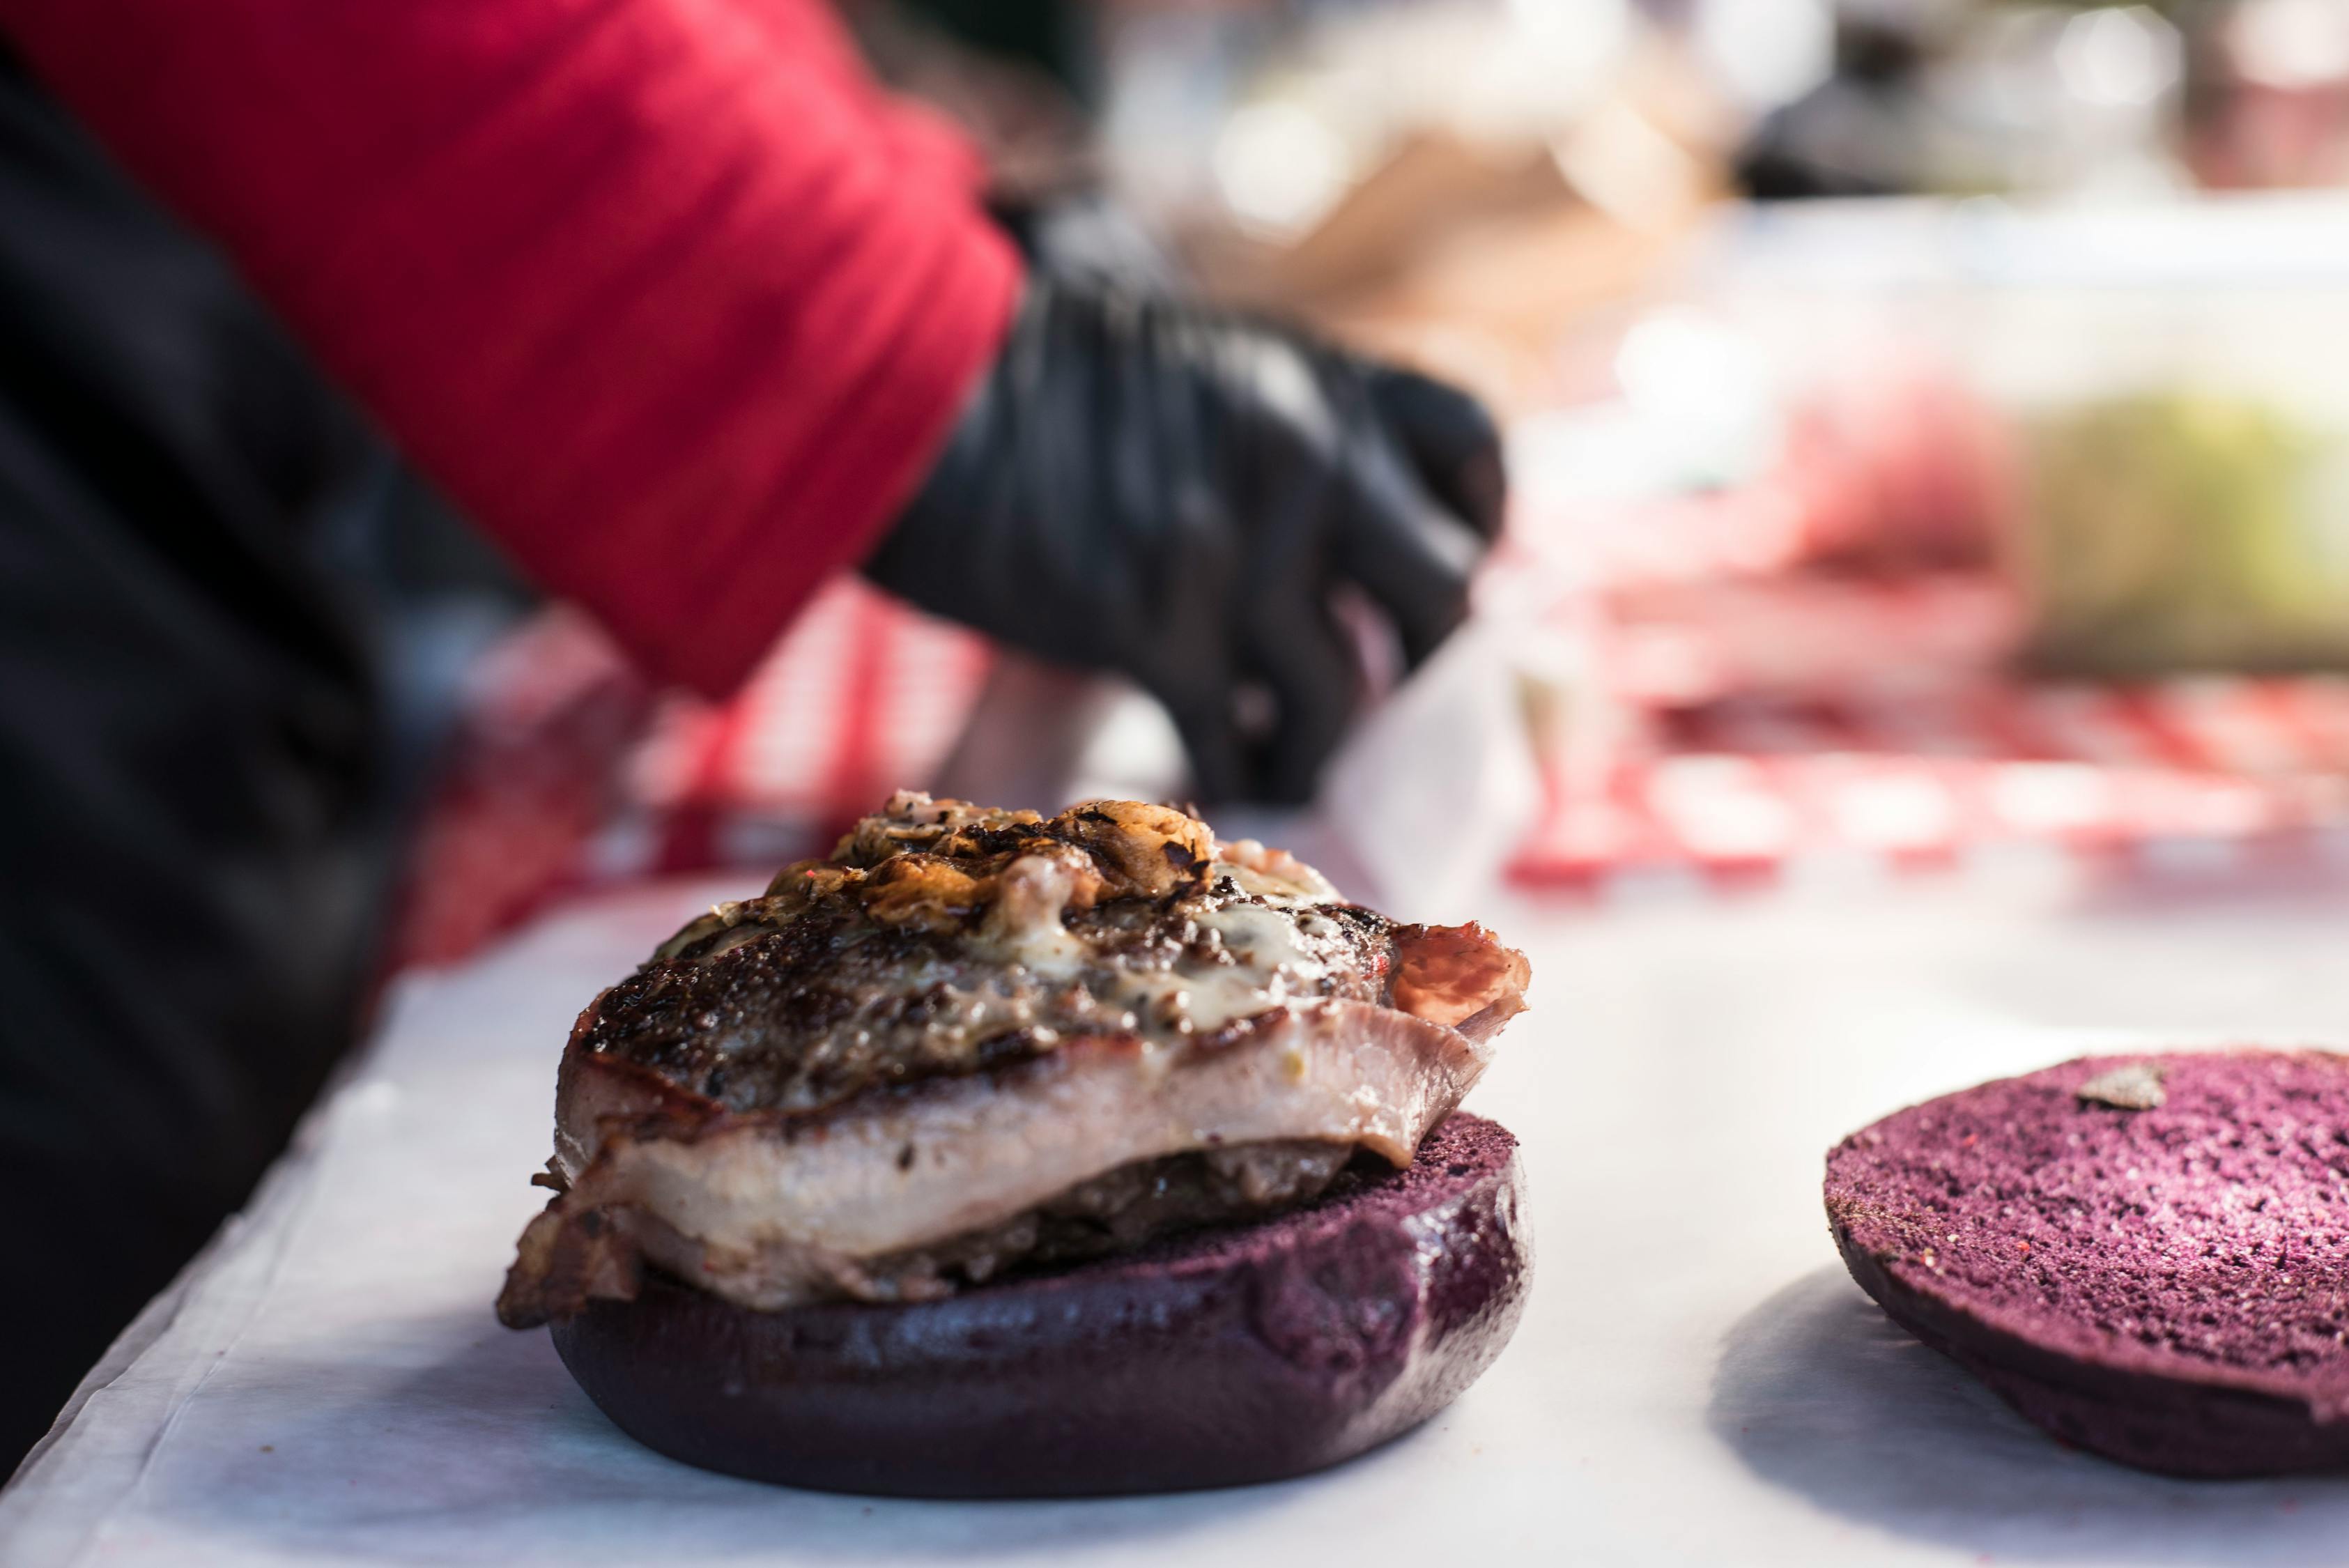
[9, 864, 2349, 1567]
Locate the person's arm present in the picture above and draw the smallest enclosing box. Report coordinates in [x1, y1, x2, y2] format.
[0, 0, 1019, 695]
[719, 0, 992, 199]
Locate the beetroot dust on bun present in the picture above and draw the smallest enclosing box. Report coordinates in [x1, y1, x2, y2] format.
[498, 793, 1534, 1496]
[1828, 1049, 2349, 1477]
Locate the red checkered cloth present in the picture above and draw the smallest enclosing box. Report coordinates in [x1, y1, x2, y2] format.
[1515, 670, 2349, 891]
[385, 578, 989, 969]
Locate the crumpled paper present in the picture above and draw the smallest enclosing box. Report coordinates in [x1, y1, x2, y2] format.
[934, 602, 1573, 923]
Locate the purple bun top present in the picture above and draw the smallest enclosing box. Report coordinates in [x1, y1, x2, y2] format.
[1826, 1049, 2349, 1419]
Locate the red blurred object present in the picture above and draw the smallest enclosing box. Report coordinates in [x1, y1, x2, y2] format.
[386, 609, 654, 971]
[1775, 360, 2018, 574]
[384, 579, 990, 970]
[2186, 0, 2349, 190]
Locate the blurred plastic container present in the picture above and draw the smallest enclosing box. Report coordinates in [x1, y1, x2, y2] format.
[1661, 193, 2349, 674]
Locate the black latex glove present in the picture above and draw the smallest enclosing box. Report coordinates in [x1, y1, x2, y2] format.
[987, 191, 1183, 293]
[863, 277, 1506, 805]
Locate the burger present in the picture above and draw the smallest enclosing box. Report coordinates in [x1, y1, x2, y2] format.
[498, 792, 1533, 1497]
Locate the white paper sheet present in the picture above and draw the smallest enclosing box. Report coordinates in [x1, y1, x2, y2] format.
[10, 869, 2349, 1566]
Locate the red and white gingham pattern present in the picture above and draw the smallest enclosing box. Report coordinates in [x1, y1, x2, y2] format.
[614, 575, 991, 874]
[385, 578, 988, 969]
[391, 574, 2349, 964]
[1515, 675, 2349, 890]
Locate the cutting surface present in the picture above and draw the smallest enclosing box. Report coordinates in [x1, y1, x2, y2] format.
[9, 865, 2349, 1566]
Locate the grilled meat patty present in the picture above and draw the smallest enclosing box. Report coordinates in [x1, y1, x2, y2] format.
[499, 793, 1530, 1326]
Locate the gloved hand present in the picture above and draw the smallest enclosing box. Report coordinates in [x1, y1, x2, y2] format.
[863, 277, 1506, 805]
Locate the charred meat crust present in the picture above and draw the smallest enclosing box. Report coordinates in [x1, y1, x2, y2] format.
[576, 895, 1399, 1117]
[583, 795, 1406, 1118]
[861, 1138, 1355, 1290]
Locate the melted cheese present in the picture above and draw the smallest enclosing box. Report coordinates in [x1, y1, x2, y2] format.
[1194, 902, 1323, 985]
[970, 856, 1339, 1038]
[978, 852, 1095, 979]
[1216, 845, 1340, 907]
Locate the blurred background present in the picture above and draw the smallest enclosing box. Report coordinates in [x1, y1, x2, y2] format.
[392, 0, 2349, 962]
[17, 0, 2349, 1523]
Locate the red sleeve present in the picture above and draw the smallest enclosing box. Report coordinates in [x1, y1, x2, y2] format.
[717, 0, 994, 199]
[0, 0, 1021, 695]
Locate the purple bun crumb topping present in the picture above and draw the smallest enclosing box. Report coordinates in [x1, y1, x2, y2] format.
[1828, 1049, 2349, 1476]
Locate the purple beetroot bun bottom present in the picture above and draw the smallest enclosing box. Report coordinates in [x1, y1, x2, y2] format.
[1827, 1050, 2349, 1477]
[551, 1113, 1529, 1498]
